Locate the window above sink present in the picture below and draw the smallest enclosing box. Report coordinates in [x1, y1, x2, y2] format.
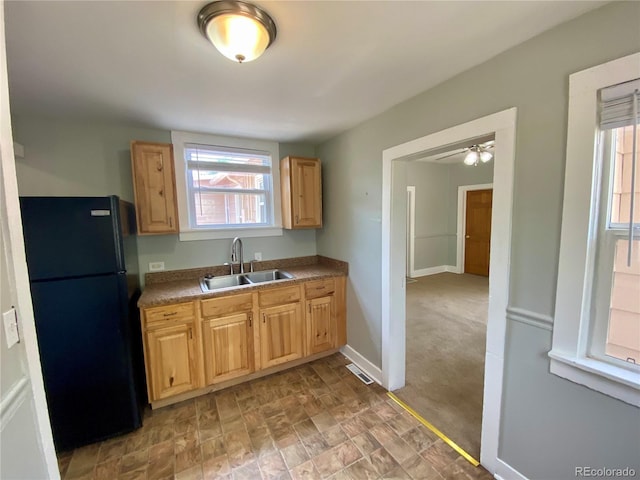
[171, 130, 284, 241]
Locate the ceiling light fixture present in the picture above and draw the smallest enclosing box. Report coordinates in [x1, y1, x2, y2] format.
[198, 0, 277, 63]
[464, 145, 493, 166]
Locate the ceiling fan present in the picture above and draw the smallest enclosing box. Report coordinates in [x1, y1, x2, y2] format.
[431, 140, 495, 166]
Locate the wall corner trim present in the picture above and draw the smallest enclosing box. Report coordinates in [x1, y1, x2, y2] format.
[339, 345, 383, 385]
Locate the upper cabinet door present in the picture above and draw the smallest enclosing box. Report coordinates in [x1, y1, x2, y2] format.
[131, 141, 179, 235]
[281, 156, 322, 229]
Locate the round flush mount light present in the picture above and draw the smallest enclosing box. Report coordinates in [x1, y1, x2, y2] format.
[198, 0, 277, 63]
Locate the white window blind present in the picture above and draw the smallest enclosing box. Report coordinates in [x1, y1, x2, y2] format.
[600, 79, 640, 265]
[184, 143, 273, 228]
[600, 79, 640, 130]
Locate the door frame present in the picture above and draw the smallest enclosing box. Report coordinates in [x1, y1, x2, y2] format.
[406, 186, 416, 278]
[0, 4, 58, 476]
[457, 183, 493, 274]
[381, 108, 516, 473]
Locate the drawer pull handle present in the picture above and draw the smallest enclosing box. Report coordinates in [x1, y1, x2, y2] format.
[163, 312, 178, 317]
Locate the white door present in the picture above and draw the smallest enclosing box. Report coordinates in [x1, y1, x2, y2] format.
[0, 3, 59, 478]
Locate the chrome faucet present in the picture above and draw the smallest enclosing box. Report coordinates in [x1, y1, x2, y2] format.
[231, 237, 244, 274]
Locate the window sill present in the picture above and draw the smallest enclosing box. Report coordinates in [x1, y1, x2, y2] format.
[548, 350, 640, 407]
[179, 226, 283, 241]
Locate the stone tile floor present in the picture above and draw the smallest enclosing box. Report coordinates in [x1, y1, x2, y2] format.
[57, 353, 493, 480]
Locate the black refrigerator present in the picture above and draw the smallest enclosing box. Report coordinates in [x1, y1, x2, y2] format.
[19, 196, 145, 452]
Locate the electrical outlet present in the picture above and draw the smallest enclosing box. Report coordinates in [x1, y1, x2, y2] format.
[254, 252, 262, 261]
[3, 308, 20, 348]
[149, 261, 165, 272]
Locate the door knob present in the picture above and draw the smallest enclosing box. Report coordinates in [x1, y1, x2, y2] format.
[466, 235, 471, 238]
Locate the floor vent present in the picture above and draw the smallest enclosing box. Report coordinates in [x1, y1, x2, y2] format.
[346, 363, 374, 385]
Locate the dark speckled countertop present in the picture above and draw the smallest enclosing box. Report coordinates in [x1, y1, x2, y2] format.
[138, 255, 348, 308]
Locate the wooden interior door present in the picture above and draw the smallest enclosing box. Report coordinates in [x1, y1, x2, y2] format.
[202, 313, 253, 385]
[464, 189, 493, 276]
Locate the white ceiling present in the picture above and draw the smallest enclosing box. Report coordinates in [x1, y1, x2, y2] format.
[4, 1, 606, 144]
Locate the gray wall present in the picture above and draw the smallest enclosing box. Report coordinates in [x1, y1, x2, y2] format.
[11, 116, 318, 284]
[316, 2, 640, 478]
[406, 162, 449, 270]
[406, 160, 494, 271]
[406, 161, 493, 271]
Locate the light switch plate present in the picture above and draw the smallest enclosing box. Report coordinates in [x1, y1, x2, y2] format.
[254, 252, 262, 261]
[3, 308, 20, 348]
[149, 262, 165, 272]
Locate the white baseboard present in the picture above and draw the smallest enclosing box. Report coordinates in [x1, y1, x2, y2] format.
[494, 458, 529, 480]
[339, 345, 383, 385]
[411, 265, 458, 277]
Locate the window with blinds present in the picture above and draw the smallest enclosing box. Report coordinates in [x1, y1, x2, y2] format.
[550, 53, 639, 406]
[592, 80, 640, 366]
[184, 144, 273, 228]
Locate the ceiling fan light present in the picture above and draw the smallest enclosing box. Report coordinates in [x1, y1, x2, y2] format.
[198, 1, 277, 63]
[464, 151, 478, 165]
[480, 150, 493, 162]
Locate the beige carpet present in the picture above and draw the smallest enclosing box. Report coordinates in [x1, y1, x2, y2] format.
[394, 272, 488, 460]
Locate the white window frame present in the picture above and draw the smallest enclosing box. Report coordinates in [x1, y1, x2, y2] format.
[171, 130, 283, 241]
[550, 52, 640, 407]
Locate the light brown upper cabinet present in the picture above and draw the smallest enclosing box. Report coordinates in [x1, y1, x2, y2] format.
[280, 156, 322, 229]
[130, 141, 179, 235]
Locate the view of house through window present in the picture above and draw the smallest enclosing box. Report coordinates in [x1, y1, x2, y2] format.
[184, 144, 272, 228]
[603, 125, 640, 365]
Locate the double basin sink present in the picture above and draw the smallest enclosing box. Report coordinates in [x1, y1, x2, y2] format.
[200, 269, 294, 292]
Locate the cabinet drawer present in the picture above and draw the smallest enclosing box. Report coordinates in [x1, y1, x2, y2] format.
[305, 278, 335, 299]
[201, 293, 253, 318]
[144, 302, 194, 326]
[259, 285, 301, 307]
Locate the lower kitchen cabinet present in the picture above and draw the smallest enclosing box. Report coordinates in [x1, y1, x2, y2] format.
[259, 302, 304, 368]
[304, 278, 337, 355]
[146, 322, 200, 401]
[140, 275, 346, 407]
[202, 312, 254, 385]
[306, 296, 335, 354]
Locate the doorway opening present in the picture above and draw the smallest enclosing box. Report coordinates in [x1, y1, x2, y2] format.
[400, 141, 494, 460]
[381, 108, 517, 473]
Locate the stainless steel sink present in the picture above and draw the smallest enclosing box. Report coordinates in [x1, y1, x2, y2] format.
[200, 269, 294, 291]
[243, 269, 294, 283]
[200, 274, 251, 291]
